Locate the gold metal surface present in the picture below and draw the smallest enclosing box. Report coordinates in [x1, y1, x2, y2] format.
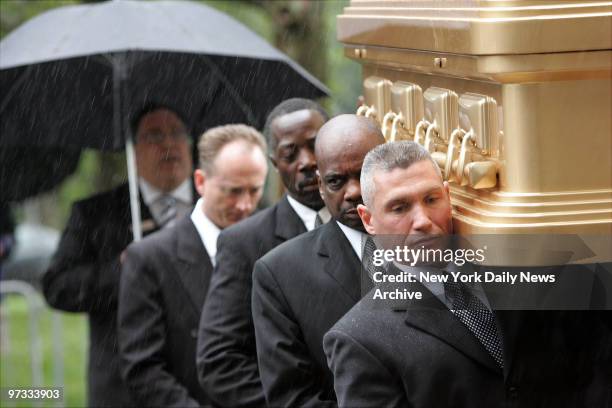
[362, 76, 392, 122]
[390, 81, 423, 137]
[340, 0, 612, 239]
[423, 87, 458, 143]
[458, 93, 498, 154]
[338, 2, 612, 55]
[465, 161, 498, 190]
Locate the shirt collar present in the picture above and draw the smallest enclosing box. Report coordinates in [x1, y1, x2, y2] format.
[190, 198, 221, 266]
[394, 261, 491, 311]
[286, 195, 318, 232]
[336, 221, 367, 261]
[139, 178, 193, 206]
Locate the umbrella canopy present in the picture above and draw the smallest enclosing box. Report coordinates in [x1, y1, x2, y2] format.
[0, 146, 81, 202]
[0, 0, 329, 239]
[0, 0, 329, 150]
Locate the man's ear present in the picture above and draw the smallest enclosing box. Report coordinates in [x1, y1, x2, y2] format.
[194, 169, 206, 198]
[317, 170, 325, 201]
[357, 204, 376, 235]
[443, 181, 451, 200]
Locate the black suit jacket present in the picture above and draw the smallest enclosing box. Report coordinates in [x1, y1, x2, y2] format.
[324, 276, 612, 408]
[42, 183, 159, 407]
[197, 195, 306, 407]
[118, 215, 213, 407]
[252, 221, 367, 407]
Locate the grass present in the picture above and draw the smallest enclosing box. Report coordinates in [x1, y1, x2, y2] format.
[1, 294, 87, 408]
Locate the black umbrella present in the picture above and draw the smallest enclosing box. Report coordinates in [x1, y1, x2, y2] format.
[0, 0, 328, 238]
[0, 146, 81, 202]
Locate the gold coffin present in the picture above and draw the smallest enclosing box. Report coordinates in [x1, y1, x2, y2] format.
[338, 1, 612, 236]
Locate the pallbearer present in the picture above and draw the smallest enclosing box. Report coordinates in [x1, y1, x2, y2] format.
[324, 141, 612, 408]
[118, 125, 268, 407]
[197, 98, 328, 407]
[251, 114, 385, 407]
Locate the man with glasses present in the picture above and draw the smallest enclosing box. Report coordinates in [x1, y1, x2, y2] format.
[133, 105, 194, 229]
[118, 124, 269, 407]
[42, 104, 194, 407]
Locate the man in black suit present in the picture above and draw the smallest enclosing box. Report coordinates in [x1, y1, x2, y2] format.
[251, 114, 385, 407]
[324, 141, 612, 408]
[118, 124, 269, 407]
[42, 105, 194, 407]
[196, 98, 328, 407]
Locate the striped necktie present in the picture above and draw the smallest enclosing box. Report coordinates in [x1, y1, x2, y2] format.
[156, 195, 177, 228]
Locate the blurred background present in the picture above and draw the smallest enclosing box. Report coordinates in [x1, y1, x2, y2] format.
[0, 1, 360, 406]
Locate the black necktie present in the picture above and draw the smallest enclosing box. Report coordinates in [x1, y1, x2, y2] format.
[443, 277, 504, 368]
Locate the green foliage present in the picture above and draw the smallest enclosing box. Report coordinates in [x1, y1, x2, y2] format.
[324, 0, 361, 115]
[201, 0, 273, 40]
[0, 296, 87, 407]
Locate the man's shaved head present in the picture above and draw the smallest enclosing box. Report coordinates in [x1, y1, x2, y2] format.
[315, 115, 382, 159]
[315, 114, 385, 231]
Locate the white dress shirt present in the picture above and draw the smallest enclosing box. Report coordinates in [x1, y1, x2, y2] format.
[190, 198, 221, 266]
[287, 195, 319, 232]
[336, 221, 367, 261]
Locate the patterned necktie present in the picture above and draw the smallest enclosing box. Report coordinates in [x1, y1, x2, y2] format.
[362, 237, 378, 279]
[443, 277, 504, 368]
[156, 195, 177, 228]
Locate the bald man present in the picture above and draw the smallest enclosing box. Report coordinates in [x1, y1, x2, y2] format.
[251, 115, 385, 407]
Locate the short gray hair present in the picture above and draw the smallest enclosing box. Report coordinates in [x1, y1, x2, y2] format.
[360, 141, 442, 208]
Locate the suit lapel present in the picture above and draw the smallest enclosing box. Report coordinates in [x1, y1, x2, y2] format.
[119, 183, 158, 235]
[403, 308, 501, 374]
[139, 191, 159, 235]
[393, 267, 502, 374]
[317, 222, 363, 302]
[274, 195, 307, 241]
[174, 216, 213, 314]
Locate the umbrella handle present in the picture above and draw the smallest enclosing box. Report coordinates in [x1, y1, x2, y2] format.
[125, 136, 142, 241]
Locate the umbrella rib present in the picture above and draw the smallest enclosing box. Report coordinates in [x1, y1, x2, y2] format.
[197, 55, 257, 126]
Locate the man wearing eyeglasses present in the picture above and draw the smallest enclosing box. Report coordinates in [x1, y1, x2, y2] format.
[42, 104, 195, 407]
[133, 105, 194, 228]
[118, 124, 269, 407]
